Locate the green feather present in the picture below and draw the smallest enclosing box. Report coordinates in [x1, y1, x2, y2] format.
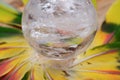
[0, 27, 22, 38]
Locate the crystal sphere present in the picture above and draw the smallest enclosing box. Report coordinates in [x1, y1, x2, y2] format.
[22, 0, 97, 60]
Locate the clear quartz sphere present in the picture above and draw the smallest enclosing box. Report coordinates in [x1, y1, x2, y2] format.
[22, 0, 97, 60]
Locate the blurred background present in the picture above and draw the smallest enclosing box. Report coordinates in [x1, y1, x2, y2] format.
[2, 0, 115, 26]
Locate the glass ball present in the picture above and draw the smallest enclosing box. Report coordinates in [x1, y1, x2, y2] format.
[22, 0, 97, 60]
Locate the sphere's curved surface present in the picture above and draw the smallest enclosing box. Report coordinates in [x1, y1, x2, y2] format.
[22, 0, 97, 60]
